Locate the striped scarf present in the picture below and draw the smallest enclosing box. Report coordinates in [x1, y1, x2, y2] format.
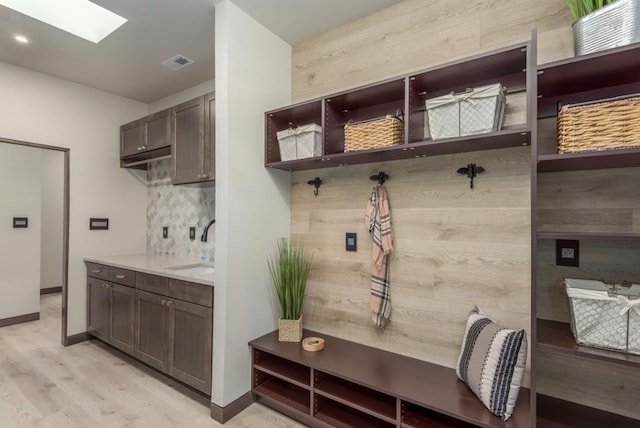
[365, 185, 393, 329]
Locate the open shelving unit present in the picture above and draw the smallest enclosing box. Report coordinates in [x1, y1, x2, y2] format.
[250, 330, 530, 428]
[265, 40, 533, 171]
[534, 41, 640, 426]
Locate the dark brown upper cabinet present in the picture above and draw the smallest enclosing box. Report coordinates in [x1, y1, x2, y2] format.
[120, 108, 172, 169]
[172, 93, 215, 185]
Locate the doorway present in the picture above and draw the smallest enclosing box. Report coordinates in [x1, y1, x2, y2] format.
[0, 138, 70, 346]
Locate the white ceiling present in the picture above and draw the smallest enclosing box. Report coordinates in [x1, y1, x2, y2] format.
[0, 0, 402, 103]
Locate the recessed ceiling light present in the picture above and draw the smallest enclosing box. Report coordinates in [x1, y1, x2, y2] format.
[0, 0, 127, 44]
[13, 34, 29, 44]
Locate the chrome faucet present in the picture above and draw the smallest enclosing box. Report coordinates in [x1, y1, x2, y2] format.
[200, 219, 215, 242]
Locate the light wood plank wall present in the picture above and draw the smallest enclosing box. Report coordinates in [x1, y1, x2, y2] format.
[290, 0, 574, 387]
[536, 121, 640, 419]
[293, 147, 531, 376]
[289, 0, 640, 418]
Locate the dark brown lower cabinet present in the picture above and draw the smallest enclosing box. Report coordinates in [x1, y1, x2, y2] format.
[169, 299, 213, 394]
[134, 291, 213, 395]
[108, 283, 135, 355]
[135, 290, 170, 371]
[87, 263, 213, 397]
[87, 277, 109, 340]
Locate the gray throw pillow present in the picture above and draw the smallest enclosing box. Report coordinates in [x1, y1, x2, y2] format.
[456, 306, 527, 421]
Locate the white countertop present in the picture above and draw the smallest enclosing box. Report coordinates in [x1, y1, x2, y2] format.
[83, 254, 214, 287]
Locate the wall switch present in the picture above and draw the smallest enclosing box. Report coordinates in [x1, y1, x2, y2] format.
[346, 232, 357, 252]
[556, 239, 579, 267]
[162, 227, 168, 239]
[189, 227, 196, 240]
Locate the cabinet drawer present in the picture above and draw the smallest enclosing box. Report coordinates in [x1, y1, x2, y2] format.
[108, 267, 136, 287]
[136, 272, 169, 296]
[86, 262, 109, 280]
[169, 279, 213, 307]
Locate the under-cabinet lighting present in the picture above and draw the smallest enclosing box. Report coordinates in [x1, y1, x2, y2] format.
[14, 34, 29, 44]
[0, 0, 127, 43]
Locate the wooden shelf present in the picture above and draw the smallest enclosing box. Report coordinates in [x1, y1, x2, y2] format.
[253, 378, 310, 414]
[402, 403, 476, 428]
[537, 394, 640, 428]
[315, 399, 395, 428]
[266, 126, 530, 171]
[537, 148, 640, 173]
[254, 351, 310, 389]
[315, 373, 396, 423]
[537, 231, 640, 241]
[537, 319, 640, 368]
[537, 42, 640, 117]
[250, 329, 530, 428]
[265, 40, 532, 172]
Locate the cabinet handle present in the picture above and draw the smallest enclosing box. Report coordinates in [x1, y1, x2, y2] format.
[141, 145, 147, 150]
[161, 299, 167, 305]
[92, 269, 101, 274]
[137, 146, 142, 151]
[200, 173, 209, 179]
[115, 274, 126, 280]
[102, 283, 110, 289]
[166, 300, 174, 306]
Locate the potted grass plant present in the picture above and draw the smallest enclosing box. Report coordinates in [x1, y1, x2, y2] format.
[268, 238, 312, 342]
[565, 0, 640, 55]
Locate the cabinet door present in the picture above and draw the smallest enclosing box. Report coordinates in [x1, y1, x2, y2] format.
[168, 299, 212, 394]
[108, 283, 135, 356]
[145, 109, 172, 151]
[87, 277, 109, 340]
[202, 92, 215, 182]
[172, 96, 204, 184]
[121, 120, 145, 157]
[135, 290, 170, 372]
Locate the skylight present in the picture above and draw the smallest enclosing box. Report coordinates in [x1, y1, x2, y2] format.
[0, 0, 127, 44]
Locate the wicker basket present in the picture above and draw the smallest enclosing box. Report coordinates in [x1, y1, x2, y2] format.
[557, 96, 640, 154]
[278, 316, 302, 342]
[344, 115, 404, 152]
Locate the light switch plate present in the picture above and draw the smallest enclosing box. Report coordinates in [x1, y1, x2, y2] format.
[346, 232, 357, 252]
[163, 227, 168, 239]
[556, 239, 579, 267]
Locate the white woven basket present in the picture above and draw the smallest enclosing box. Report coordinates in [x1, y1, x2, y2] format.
[277, 124, 322, 161]
[565, 278, 640, 353]
[425, 83, 506, 140]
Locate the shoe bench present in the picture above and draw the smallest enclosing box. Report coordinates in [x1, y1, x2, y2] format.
[249, 330, 530, 427]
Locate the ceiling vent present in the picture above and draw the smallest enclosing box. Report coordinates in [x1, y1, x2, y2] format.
[162, 54, 194, 71]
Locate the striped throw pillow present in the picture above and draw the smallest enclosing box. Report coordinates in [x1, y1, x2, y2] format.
[456, 307, 527, 421]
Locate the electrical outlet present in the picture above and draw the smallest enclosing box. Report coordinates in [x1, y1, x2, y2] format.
[162, 226, 168, 239]
[556, 239, 579, 267]
[561, 248, 574, 259]
[189, 227, 196, 240]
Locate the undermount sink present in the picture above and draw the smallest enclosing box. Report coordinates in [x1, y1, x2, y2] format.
[166, 263, 215, 275]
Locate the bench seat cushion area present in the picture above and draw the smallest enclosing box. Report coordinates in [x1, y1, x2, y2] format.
[456, 306, 527, 421]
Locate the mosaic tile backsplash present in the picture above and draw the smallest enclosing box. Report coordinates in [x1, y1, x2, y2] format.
[147, 159, 215, 259]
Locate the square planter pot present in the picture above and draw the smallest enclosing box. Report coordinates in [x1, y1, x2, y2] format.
[279, 316, 302, 342]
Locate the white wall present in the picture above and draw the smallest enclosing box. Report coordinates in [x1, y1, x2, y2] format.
[40, 150, 65, 290]
[0, 144, 42, 319]
[213, 0, 292, 407]
[0, 61, 149, 336]
[148, 79, 215, 114]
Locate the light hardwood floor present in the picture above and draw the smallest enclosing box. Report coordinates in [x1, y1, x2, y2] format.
[0, 294, 302, 428]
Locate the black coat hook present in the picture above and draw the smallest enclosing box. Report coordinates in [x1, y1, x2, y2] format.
[457, 163, 484, 189]
[307, 177, 322, 196]
[369, 171, 389, 186]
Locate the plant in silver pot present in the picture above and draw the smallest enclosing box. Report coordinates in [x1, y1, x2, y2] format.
[565, 0, 640, 55]
[268, 238, 312, 342]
